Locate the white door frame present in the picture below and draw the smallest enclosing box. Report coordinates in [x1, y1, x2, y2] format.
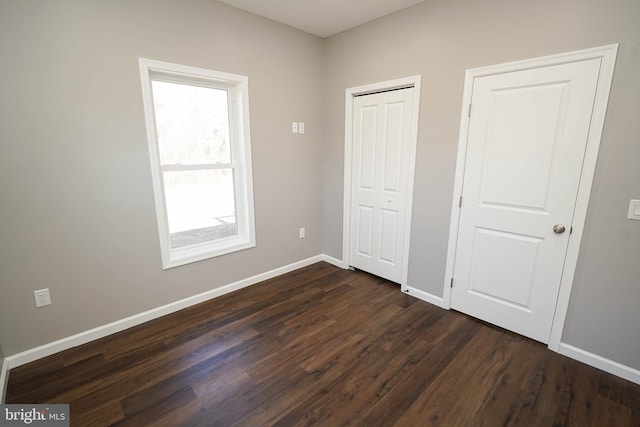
[342, 76, 422, 287]
[443, 45, 618, 351]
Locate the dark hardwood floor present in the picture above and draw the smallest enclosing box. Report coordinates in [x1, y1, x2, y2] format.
[6, 262, 640, 426]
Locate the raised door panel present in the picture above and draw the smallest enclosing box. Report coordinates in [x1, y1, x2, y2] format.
[350, 88, 414, 283]
[452, 58, 601, 343]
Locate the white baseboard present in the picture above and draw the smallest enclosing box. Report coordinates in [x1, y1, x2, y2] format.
[5, 255, 638, 396]
[558, 342, 640, 385]
[404, 288, 640, 386]
[0, 357, 8, 403]
[402, 285, 447, 309]
[5, 255, 325, 371]
[321, 254, 346, 269]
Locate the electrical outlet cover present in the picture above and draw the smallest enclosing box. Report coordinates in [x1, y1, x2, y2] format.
[628, 199, 640, 220]
[34, 288, 52, 307]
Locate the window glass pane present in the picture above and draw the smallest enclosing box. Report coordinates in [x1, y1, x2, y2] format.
[163, 169, 237, 249]
[152, 80, 231, 165]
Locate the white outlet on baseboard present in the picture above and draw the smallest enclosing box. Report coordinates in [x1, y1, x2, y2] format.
[34, 288, 52, 307]
[299, 227, 305, 239]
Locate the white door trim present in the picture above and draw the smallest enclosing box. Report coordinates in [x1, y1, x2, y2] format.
[342, 76, 422, 286]
[443, 44, 618, 351]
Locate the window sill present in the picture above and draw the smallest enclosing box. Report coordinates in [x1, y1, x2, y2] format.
[162, 238, 256, 269]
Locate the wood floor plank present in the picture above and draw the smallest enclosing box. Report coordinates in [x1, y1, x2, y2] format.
[378, 299, 447, 354]
[71, 400, 125, 427]
[393, 326, 522, 426]
[597, 370, 640, 425]
[563, 362, 600, 426]
[511, 350, 573, 425]
[297, 301, 402, 373]
[235, 344, 398, 426]
[112, 386, 198, 427]
[7, 353, 108, 404]
[322, 339, 434, 426]
[273, 344, 395, 427]
[190, 365, 310, 427]
[470, 336, 548, 427]
[244, 315, 337, 385]
[591, 393, 633, 426]
[360, 315, 485, 426]
[5, 262, 639, 427]
[144, 371, 255, 427]
[45, 321, 258, 411]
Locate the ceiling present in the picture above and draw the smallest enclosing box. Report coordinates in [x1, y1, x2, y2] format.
[217, 0, 425, 38]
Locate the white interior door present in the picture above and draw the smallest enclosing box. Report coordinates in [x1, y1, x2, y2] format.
[349, 88, 415, 284]
[451, 58, 602, 343]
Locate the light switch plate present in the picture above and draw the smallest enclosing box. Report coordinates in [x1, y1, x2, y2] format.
[298, 122, 305, 134]
[628, 199, 640, 221]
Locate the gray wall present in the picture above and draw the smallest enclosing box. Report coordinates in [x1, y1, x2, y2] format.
[0, 0, 324, 355]
[323, 0, 640, 369]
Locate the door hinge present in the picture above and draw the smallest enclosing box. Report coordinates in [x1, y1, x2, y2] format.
[468, 104, 472, 117]
[459, 196, 463, 208]
[450, 278, 454, 288]
[570, 226, 573, 234]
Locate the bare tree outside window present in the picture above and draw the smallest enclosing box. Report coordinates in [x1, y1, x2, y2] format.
[151, 81, 237, 248]
[140, 58, 255, 269]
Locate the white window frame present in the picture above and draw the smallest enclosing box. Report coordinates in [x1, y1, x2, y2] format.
[139, 58, 256, 269]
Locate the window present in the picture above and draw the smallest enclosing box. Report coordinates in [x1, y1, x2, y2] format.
[139, 59, 255, 269]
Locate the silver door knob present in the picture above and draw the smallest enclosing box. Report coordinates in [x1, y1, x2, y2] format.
[553, 224, 566, 234]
